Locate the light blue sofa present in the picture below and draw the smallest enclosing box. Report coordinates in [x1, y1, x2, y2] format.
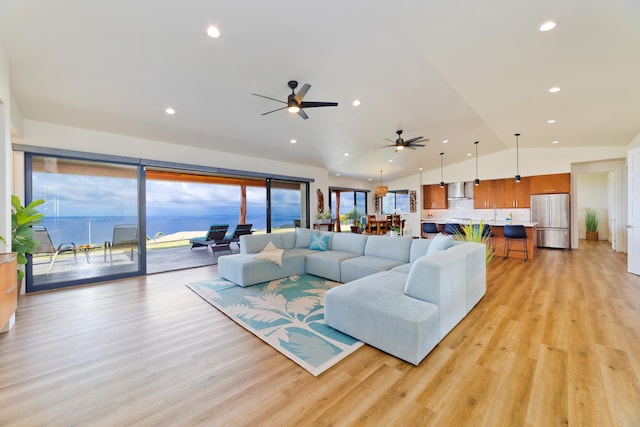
[217, 228, 486, 365]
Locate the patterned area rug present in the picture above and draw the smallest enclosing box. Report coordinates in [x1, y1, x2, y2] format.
[186, 274, 363, 376]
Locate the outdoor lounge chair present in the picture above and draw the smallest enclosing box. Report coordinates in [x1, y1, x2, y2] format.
[33, 226, 77, 271]
[104, 224, 138, 264]
[189, 224, 229, 249]
[226, 223, 253, 249]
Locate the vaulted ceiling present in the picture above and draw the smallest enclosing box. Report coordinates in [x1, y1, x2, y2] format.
[1, 0, 639, 181]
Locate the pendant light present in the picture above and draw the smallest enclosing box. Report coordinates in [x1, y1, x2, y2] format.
[375, 170, 388, 197]
[474, 141, 480, 186]
[439, 152, 445, 188]
[514, 133, 521, 182]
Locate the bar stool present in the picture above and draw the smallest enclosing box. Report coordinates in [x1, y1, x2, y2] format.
[503, 224, 528, 261]
[445, 223, 464, 239]
[422, 222, 439, 238]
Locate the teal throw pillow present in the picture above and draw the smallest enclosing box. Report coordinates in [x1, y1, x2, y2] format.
[309, 234, 329, 251]
[426, 233, 454, 256]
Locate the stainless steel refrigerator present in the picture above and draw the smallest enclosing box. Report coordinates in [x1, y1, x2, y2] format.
[531, 193, 571, 249]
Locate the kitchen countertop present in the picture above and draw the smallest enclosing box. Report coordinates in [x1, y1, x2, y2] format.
[421, 218, 539, 227]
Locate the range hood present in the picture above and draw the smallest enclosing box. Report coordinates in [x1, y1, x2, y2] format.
[447, 182, 474, 199]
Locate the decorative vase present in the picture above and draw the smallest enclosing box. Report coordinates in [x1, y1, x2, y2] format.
[586, 231, 598, 241]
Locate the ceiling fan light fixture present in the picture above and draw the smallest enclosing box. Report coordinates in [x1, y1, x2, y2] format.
[396, 145, 404, 151]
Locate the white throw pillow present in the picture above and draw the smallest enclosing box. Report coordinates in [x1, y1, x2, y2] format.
[253, 241, 285, 266]
[426, 233, 454, 256]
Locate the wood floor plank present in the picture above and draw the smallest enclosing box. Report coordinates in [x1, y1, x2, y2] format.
[1, 241, 640, 425]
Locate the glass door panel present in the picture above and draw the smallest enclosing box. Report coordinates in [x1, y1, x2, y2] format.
[28, 155, 140, 291]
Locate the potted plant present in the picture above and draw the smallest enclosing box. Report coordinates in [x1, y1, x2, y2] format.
[0, 195, 45, 295]
[322, 210, 333, 224]
[585, 209, 599, 241]
[315, 211, 323, 224]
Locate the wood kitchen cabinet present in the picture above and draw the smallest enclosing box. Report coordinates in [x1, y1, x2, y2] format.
[0, 253, 18, 331]
[475, 177, 531, 208]
[474, 179, 500, 208]
[530, 173, 570, 194]
[423, 184, 448, 209]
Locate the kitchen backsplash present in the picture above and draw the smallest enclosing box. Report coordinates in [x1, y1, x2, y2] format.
[422, 198, 531, 222]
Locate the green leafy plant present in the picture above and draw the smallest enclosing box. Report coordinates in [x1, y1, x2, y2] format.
[0, 195, 46, 281]
[454, 220, 496, 265]
[585, 209, 598, 232]
[344, 208, 361, 225]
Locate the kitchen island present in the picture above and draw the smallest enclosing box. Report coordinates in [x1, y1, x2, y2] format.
[421, 219, 538, 260]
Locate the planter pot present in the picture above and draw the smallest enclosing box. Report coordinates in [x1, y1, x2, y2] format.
[586, 231, 598, 241]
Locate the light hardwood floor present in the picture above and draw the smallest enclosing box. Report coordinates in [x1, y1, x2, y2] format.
[1, 240, 639, 426]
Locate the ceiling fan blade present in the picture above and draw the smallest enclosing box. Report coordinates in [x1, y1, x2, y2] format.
[261, 106, 288, 115]
[374, 144, 395, 148]
[405, 146, 417, 150]
[295, 83, 311, 103]
[384, 138, 396, 144]
[299, 101, 338, 109]
[408, 144, 426, 147]
[251, 93, 287, 104]
[404, 136, 425, 144]
[297, 109, 309, 120]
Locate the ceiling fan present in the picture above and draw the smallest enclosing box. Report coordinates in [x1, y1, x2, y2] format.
[375, 130, 429, 151]
[251, 80, 338, 120]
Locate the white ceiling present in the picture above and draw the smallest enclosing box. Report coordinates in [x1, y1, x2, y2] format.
[1, 0, 639, 181]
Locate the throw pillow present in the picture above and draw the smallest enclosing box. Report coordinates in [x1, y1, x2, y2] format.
[309, 233, 330, 251]
[426, 233, 454, 256]
[253, 241, 285, 266]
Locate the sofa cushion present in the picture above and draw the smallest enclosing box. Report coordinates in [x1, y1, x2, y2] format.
[309, 233, 330, 251]
[364, 235, 412, 263]
[281, 231, 296, 250]
[240, 233, 284, 254]
[341, 256, 407, 283]
[294, 227, 312, 248]
[253, 241, 284, 266]
[425, 233, 453, 256]
[305, 250, 359, 282]
[330, 232, 368, 255]
[409, 239, 431, 262]
[404, 250, 467, 339]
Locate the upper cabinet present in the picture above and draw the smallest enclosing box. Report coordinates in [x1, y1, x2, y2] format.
[423, 184, 448, 209]
[475, 177, 530, 208]
[530, 173, 571, 194]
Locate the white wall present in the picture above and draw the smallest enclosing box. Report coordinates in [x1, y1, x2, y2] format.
[420, 146, 629, 185]
[576, 173, 608, 240]
[0, 40, 11, 252]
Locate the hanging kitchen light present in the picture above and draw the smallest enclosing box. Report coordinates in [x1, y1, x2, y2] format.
[514, 133, 521, 182]
[474, 141, 480, 186]
[375, 170, 388, 197]
[440, 152, 445, 188]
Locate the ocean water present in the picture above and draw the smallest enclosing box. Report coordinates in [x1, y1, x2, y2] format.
[40, 214, 298, 246]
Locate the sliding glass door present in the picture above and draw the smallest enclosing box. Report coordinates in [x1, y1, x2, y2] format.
[27, 155, 141, 291]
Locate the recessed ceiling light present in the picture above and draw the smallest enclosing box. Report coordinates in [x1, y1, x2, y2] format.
[352, 100, 361, 106]
[368, 178, 373, 181]
[388, 159, 394, 163]
[466, 153, 472, 157]
[442, 140, 448, 144]
[418, 167, 423, 171]
[336, 173, 341, 176]
[344, 152, 350, 156]
[290, 139, 297, 144]
[549, 87, 561, 93]
[552, 140, 559, 144]
[207, 25, 221, 38]
[547, 119, 556, 124]
[165, 107, 175, 115]
[539, 21, 557, 32]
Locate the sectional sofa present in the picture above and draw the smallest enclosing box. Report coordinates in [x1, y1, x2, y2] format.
[217, 228, 486, 365]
